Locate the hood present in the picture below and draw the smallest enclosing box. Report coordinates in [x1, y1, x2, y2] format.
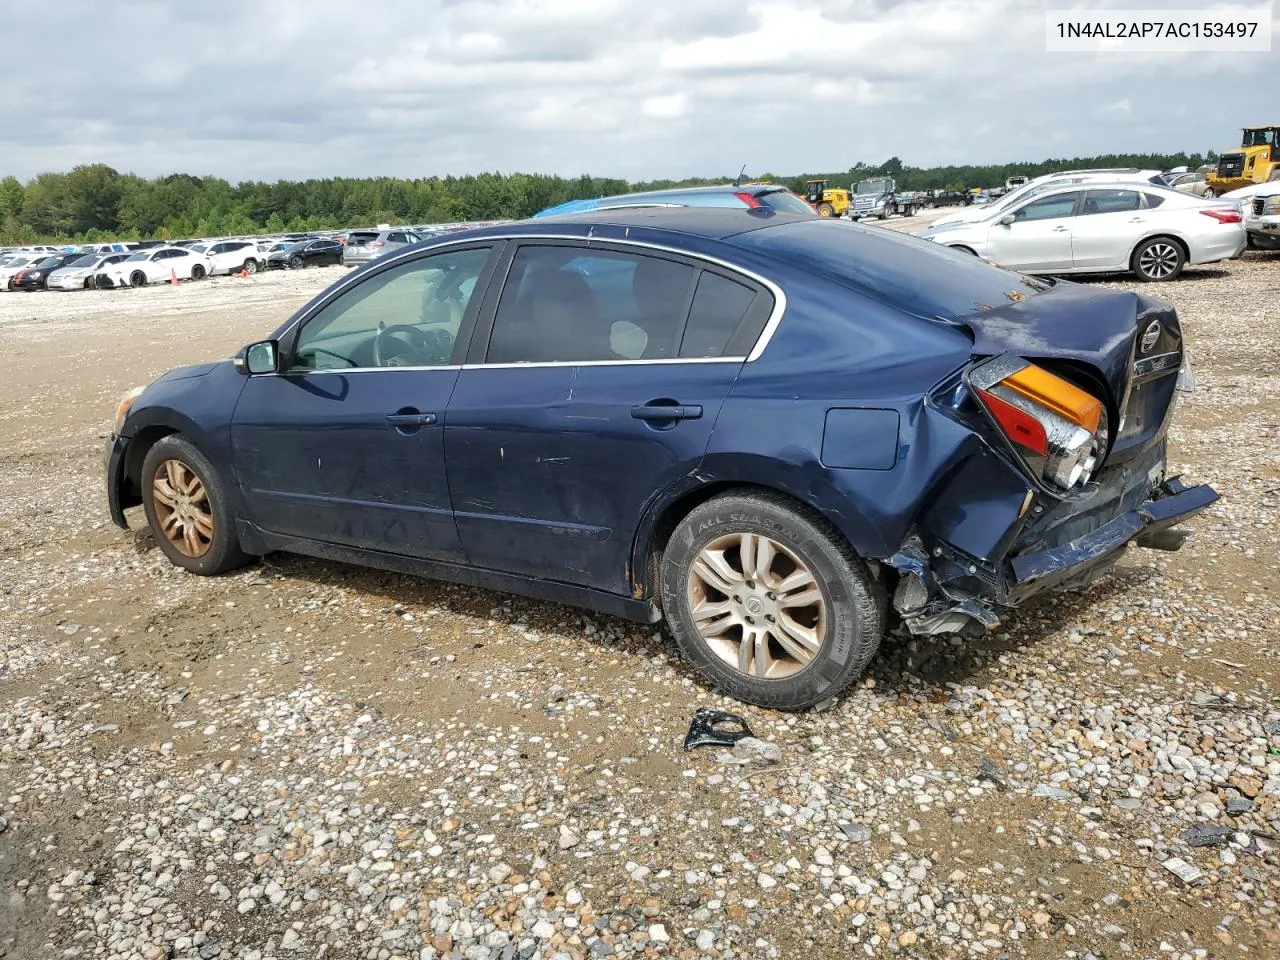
[954, 280, 1174, 407]
[152, 361, 224, 384]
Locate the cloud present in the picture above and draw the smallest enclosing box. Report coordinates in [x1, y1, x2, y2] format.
[0, 0, 1276, 183]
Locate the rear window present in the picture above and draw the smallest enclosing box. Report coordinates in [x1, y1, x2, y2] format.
[756, 190, 815, 215]
[731, 219, 1048, 321]
[348, 232, 381, 244]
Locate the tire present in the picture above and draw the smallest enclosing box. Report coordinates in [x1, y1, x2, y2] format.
[95, 275, 112, 290]
[817, 203, 835, 218]
[1131, 236, 1186, 282]
[130, 270, 148, 287]
[191, 264, 206, 280]
[1202, 188, 1217, 199]
[659, 491, 885, 711]
[1268, 169, 1280, 182]
[242, 259, 258, 275]
[289, 255, 304, 269]
[140, 435, 252, 576]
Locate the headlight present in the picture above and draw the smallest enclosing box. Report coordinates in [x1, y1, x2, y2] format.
[1264, 196, 1280, 214]
[28, 271, 43, 280]
[114, 386, 145, 433]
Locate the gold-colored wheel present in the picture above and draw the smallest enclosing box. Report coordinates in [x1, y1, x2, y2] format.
[687, 531, 827, 680]
[150, 459, 214, 558]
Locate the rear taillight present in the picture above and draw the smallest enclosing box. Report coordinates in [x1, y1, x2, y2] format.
[733, 191, 762, 209]
[1199, 208, 1241, 224]
[970, 357, 1108, 493]
[367, 241, 385, 247]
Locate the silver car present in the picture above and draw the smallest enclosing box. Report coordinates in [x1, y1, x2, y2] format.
[341, 229, 423, 267]
[918, 182, 1246, 281]
[47, 253, 131, 290]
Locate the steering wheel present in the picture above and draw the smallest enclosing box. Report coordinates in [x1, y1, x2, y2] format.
[372, 324, 455, 367]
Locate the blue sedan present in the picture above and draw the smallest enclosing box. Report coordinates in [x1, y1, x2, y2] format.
[105, 208, 1217, 710]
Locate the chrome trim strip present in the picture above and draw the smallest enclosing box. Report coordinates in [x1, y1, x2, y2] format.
[277, 231, 788, 363]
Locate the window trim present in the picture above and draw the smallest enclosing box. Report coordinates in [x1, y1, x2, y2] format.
[272, 233, 787, 368]
[1078, 188, 1143, 217]
[276, 241, 504, 376]
[465, 238, 779, 368]
[1011, 190, 1083, 222]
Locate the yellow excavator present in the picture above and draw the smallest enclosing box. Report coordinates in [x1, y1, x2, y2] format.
[804, 179, 851, 217]
[1205, 125, 1280, 196]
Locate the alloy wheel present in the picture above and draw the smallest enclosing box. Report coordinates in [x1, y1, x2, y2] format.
[151, 459, 214, 557]
[687, 532, 827, 679]
[1139, 242, 1180, 279]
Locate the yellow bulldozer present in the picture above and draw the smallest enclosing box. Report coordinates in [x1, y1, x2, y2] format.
[804, 179, 851, 217]
[1205, 125, 1280, 196]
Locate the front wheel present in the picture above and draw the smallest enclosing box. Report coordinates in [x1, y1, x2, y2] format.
[1132, 237, 1185, 282]
[817, 203, 835, 218]
[660, 491, 885, 711]
[140, 436, 251, 575]
[130, 270, 148, 287]
[190, 264, 206, 280]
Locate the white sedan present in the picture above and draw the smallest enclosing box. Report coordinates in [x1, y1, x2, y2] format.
[46, 253, 131, 290]
[96, 247, 212, 288]
[917, 182, 1246, 282]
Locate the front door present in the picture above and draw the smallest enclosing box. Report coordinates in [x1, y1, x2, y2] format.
[231, 244, 498, 561]
[985, 190, 1080, 272]
[444, 242, 774, 593]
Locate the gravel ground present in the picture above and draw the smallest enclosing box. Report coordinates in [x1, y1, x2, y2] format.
[1, 242, 1278, 960]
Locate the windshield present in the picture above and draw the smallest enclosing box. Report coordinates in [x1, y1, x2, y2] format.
[70, 255, 99, 267]
[125, 252, 149, 261]
[757, 189, 817, 215]
[1243, 128, 1278, 147]
[37, 257, 62, 268]
[855, 179, 891, 195]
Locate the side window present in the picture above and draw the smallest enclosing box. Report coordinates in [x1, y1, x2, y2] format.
[1080, 189, 1141, 215]
[679, 272, 761, 359]
[388, 232, 407, 244]
[290, 246, 491, 371]
[485, 246, 693, 364]
[1014, 193, 1079, 222]
[1143, 193, 1166, 209]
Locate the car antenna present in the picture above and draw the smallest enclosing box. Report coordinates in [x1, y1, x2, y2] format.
[733, 164, 747, 187]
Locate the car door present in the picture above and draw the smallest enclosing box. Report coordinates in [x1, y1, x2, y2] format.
[230, 243, 501, 560]
[444, 241, 771, 594]
[147, 249, 178, 281]
[1068, 188, 1146, 270]
[984, 191, 1080, 272]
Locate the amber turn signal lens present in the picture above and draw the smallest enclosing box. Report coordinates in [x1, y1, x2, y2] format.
[1001, 365, 1102, 434]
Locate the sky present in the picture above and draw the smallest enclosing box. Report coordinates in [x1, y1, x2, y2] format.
[2, 0, 1277, 184]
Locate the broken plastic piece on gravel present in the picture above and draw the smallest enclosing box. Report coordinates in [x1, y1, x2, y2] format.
[1033, 784, 1076, 801]
[683, 708, 755, 751]
[1162, 857, 1203, 885]
[1181, 824, 1232, 847]
[839, 822, 872, 843]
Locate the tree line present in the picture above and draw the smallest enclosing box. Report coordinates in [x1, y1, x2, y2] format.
[0, 151, 1218, 244]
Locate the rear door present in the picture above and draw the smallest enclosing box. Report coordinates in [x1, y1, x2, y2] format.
[985, 191, 1080, 272]
[444, 241, 773, 593]
[1068, 188, 1145, 270]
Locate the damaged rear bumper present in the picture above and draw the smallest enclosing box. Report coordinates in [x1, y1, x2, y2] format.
[887, 476, 1219, 635]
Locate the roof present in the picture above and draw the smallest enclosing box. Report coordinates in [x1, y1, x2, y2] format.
[509, 206, 808, 241]
[1242, 124, 1280, 130]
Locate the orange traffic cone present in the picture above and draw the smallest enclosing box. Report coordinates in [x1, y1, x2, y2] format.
[170, 268, 179, 286]
[237, 268, 249, 279]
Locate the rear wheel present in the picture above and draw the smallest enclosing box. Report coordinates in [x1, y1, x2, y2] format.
[817, 203, 835, 217]
[289, 255, 304, 269]
[660, 491, 885, 711]
[130, 270, 147, 287]
[1132, 237, 1186, 282]
[1202, 187, 1217, 199]
[242, 259, 258, 275]
[140, 435, 251, 575]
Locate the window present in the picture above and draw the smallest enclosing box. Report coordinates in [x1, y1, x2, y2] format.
[388, 232, 407, 244]
[486, 246, 693, 364]
[290, 246, 491, 371]
[757, 190, 816, 215]
[1013, 193, 1079, 222]
[680, 273, 759, 358]
[1080, 189, 1141, 215]
[1143, 193, 1167, 209]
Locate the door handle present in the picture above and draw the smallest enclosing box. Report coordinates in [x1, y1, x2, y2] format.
[1052, 225, 1069, 232]
[1128, 217, 1146, 223]
[385, 411, 437, 427]
[631, 404, 703, 421]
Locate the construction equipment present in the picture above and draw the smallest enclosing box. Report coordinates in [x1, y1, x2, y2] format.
[1205, 125, 1280, 196]
[804, 179, 851, 218]
[849, 177, 917, 220]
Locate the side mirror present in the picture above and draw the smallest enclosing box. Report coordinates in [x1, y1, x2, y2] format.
[236, 340, 279, 375]
[999, 213, 1017, 226]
